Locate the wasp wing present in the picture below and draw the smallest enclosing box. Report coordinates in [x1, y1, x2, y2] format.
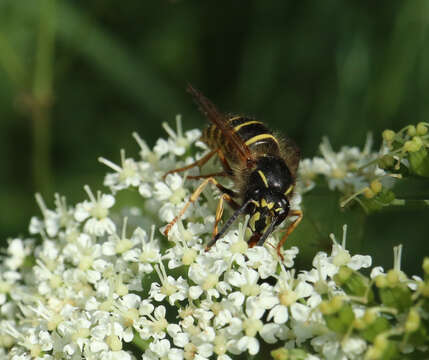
[187, 84, 255, 167]
[280, 135, 300, 176]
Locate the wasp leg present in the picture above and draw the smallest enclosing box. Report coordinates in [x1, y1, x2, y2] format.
[162, 149, 217, 180]
[212, 192, 241, 239]
[217, 149, 234, 175]
[187, 171, 229, 179]
[163, 177, 239, 237]
[276, 210, 303, 260]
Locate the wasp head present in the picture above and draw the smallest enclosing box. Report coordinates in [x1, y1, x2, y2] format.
[246, 188, 290, 246]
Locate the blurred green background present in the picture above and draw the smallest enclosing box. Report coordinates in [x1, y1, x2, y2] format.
[0, 0, 428, 274]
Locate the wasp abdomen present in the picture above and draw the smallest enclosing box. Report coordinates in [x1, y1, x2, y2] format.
[202, 116, 281, 160]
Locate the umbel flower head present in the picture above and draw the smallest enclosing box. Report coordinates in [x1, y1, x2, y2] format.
[0, 116, 427, 360]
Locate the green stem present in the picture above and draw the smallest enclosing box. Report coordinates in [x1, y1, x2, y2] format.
[131, 331, 150, 351]
[32, 0, 56, 194]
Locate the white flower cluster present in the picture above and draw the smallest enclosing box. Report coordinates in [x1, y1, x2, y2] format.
[1, 117, 393, 360]
[298, 135, 387, 196]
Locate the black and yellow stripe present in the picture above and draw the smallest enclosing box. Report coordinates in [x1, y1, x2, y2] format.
[202, 116, 280, 160]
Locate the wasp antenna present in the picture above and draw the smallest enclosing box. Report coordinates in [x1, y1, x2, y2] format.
[256, 219, 278, 247]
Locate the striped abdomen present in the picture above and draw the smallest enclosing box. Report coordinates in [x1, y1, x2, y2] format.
[202, 116, 281, 163]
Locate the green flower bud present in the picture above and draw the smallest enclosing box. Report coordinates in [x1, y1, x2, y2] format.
[374, 334, 388, 352]
[363, 187, 375, 199]
[365, 334, 398, 360]
[271, 348, 308, 360]
[405, 308, 420, 333]
[370, 180, 382, 194]
[417, 122, 428, 136]
[363, 309, 377, 325]
[419, 281, 429, 297]
[413, 136, 424, 149]
[378, 155, 395, 169]
[322, 298, 355, 334]
[271, 348, 289, 360]
[375, 274, 387, 288]
[382, 129, 395, 142]
[423, 257, 429, 275]
[403, 140, 420, 153]
[334, 266, 353, 285]
[379, 285, 412, 312]
[335, 266, 374, 301]
[360, 316, 391, 342]
[407, 125, 417, 137]
[386, 269, 399, 287]
[408, 146, 429, 177]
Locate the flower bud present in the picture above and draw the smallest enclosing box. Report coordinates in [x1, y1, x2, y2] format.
[417, 122, 428, 136]
[370, 180, 382, 194]
[322, 297, 355, 334]
[382, 129, 395, 142]
[363, 187, 375, 199]
[413, 136, 423, 149]
[375, 274, 387, 288]
[271, 348, 288, 360]
[334, 266, 374, 301]
[407, 125, 416, 137]
[405, 308, 420, 333]
[386, 269, 399, 287]
[379, 285, 412, 312]
[419, 281, 429, 297]
[359, 312, 391, 342]
[363, 309, 377, 325]
[271, 348, 308, 360]
[365, 334, 398, 360]
[423, 257, 429, 275]
[403, 140, 420, 153]
[378, 155, 395, 169]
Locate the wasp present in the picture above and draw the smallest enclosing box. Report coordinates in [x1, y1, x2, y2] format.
[163, 85, 302, 259]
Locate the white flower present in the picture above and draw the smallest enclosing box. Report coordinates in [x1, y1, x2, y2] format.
[245, 246, 278, 279]
[143, 339, 184, 360]
[341, 337, 367, 358]
[75, 185, 116, 236]
[155, 115, 201, 156]
[29, 193, 75, 238]
[150, 262, 189, 305]
[267, 268, 313, 324]
[102, 218, 139, 257]
[329, 225, 371, 271]
[226, 266, 261, 298]
[228, 298, 265, 355]
[99, 149, 143, 191]
[4, 238, 33, 271]
[163, 220, 204, 269]
[1, 122, 419, 360]
[188, 254, 230, 300]
[136, 305, 169, 341]
[122, 226, 161, 274]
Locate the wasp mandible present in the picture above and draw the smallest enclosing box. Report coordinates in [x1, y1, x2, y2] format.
[163, 85, 303, 259]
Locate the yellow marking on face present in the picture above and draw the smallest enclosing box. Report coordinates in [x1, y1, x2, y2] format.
[275, 207, 283, 213]
[245, 134, 279, 146]
[284, 185, 294, 196]
[233, 120, 263, 132]
[251, 200, 260, 207]
[257, 170, 269, 188]
[261, 198, 274, 209]
[249, 211, 261, 230]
